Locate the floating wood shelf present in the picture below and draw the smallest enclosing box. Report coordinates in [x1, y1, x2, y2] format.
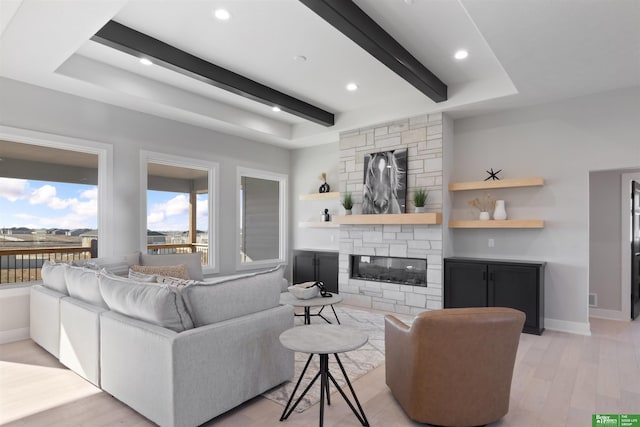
[448, 220, 544, 229]
[448, 177, 544, 191]
[298, 192, 340, 201]
[333, 212, 442, 225]
[298, 221, 340, 228]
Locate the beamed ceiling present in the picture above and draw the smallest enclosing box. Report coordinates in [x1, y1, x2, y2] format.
[0, 0, 638, 148]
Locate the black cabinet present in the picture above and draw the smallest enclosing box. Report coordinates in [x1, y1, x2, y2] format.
[444, 257, 545, 335]
[293, 250, 339, 294]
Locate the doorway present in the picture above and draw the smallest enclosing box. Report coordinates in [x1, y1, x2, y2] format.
[631, 180, 640, 320]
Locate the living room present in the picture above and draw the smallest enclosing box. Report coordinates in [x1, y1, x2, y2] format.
[1, 1, 639, 426]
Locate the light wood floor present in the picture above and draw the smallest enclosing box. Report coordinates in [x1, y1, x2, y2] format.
[1, 314, 639, 427]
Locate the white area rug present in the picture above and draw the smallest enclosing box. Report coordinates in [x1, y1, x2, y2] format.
[262, 306, 392, 413]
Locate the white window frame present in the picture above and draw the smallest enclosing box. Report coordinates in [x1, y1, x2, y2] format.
[236, 167, 287, 271]
[0, 125, 113, 256]
[140, 151, 219, 274]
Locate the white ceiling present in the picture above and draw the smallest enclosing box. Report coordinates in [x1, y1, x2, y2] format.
[1, 0, 638, 149]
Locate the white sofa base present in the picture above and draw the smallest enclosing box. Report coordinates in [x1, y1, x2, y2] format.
[100, 304, 294, 427]
[60, 297, 107, 387]
[30, 285, 64, 358]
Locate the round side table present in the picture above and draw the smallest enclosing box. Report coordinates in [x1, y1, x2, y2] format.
[279, 292, 343, 325]
[279, 325, 369, 427]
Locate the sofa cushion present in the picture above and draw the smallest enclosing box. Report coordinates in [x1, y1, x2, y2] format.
[41, 260, 69, 294]
[181, 265, 283, 327]
[128, 269, 158, 282]
[65, 266, 108, 308]
[140, 253, 203, 280]
[98, 273, 194, 332]
[130, 264, 189, 280]
[80, 252, 141, 276]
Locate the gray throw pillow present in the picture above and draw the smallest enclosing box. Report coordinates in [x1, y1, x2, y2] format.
[98, 272, 194, 332]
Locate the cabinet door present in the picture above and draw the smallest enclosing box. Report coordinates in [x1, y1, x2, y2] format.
[317, 252, 339, 294]
[444, 261, 488, 308]
[293, 251, 316, 285]
[489, 264, 539, 331]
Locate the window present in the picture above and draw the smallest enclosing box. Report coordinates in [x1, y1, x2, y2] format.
[237, 167, 287, 269]
[141, 151, 218, 272]
[0, 126, 111, 284]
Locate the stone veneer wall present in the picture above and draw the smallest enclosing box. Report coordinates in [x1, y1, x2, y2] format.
[338, 113, 444, 315]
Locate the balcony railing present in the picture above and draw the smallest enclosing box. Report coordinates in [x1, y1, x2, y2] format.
[0, 244, 209, 285]
[0, 247, 92, 284]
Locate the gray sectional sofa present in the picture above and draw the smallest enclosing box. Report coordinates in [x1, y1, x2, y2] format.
[29, 253, 294, 427]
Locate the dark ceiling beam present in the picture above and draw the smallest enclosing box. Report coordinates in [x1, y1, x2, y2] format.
[92, 21, 335, 127]
[299, 0, 448, 103]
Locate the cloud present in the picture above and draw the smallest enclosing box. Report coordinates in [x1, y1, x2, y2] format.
[0, 178, 28, 202]
[148, 194, 191, 230]
[30, 184, 73, 209]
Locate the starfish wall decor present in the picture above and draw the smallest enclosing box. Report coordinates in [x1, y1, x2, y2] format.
[485, 168, 502, 181]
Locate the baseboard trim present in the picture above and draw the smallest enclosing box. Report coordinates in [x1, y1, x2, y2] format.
[545, 318, 591, 336]
[589, 307, 628, 321]
[0, 327, 30, 344]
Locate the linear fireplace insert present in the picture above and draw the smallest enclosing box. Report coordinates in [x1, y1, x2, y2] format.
[350, 255, 427, 287]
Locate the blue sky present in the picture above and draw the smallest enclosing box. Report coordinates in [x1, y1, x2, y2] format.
[0, 178, 208, 231]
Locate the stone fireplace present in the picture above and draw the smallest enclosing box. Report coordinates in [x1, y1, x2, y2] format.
[338, 113, 444, 315]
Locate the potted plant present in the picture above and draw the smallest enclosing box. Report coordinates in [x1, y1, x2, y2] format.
[468, 193, 495, 220]
[342, 192, 353, 215]
[413, 188, 429, 213]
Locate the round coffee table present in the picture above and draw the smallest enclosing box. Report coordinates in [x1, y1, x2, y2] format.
[279, 325, 369, 427]
[279, 292, 343, 325]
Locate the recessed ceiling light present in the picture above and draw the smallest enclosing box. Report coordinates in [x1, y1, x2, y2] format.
[293, 55, 307, 62]
[346, 82, 358, 91]
[272, 106, 281, 112]
[454, 50, 469, 60]
[214, 8, 231, 20]
[139, 58, 153, 66]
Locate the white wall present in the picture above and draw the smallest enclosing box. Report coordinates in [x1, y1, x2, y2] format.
[0, 77, 290, 274]
[452, 87, 640, 334]
[290, 142, 341, 252]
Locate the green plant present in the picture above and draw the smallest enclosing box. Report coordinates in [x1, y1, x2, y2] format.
[413, 188, 429, 207]
[342, 192, 353, 210]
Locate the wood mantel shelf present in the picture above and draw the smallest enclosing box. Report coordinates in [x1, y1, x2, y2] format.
[448, 220, 544, 229]
[298, 221, 339, 228]
[333, 212, 442, 225]
[299, 192, 340, 200]
[448, 177, 544, 191]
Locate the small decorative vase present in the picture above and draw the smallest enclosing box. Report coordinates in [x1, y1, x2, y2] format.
[319, 182, 330, 193]
[345, 209, 352, 215]
[415, 207, 425, 213]
[479, 211, 490, 221]
[493, 200, 507, 220]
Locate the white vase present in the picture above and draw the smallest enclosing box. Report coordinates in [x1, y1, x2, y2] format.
[493, 200, 507, 220]
[345, 209, 352, 215]
[415, 207, 425, 213]
[479, 211, 490, 220]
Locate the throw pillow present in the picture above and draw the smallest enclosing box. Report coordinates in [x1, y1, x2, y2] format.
[98, 272, 194, 332]
[130, 264, 189, 280]
[140, 253, 203, 280]
[40, 260, 69, 295]
[77, 252, 141, 276]
[128, 269, 158, 283]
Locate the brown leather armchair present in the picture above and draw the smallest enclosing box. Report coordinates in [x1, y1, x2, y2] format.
[385, 307, 525, 427]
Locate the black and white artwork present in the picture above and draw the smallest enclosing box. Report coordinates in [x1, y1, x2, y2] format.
[362, 149, 407, 214]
